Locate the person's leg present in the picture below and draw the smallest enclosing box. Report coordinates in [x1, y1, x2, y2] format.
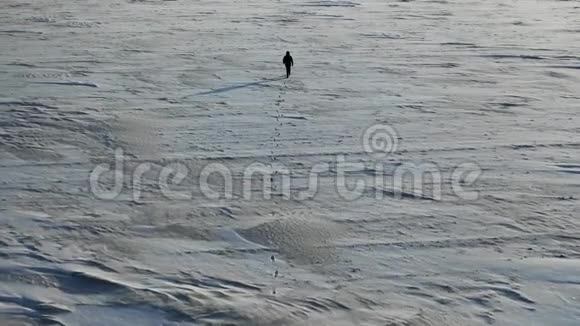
[286, 65, 291, 78]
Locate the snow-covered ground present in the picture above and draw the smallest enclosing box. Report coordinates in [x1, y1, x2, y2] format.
[1, 0, 579, 324]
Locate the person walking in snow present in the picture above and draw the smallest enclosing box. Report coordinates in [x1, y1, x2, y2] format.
[283, 51, 294, 78]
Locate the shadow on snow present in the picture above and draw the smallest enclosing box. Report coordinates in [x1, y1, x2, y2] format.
[185, 76, 286, 98]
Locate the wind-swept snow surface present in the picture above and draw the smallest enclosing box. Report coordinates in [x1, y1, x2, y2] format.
[1, 0, 579, 325]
